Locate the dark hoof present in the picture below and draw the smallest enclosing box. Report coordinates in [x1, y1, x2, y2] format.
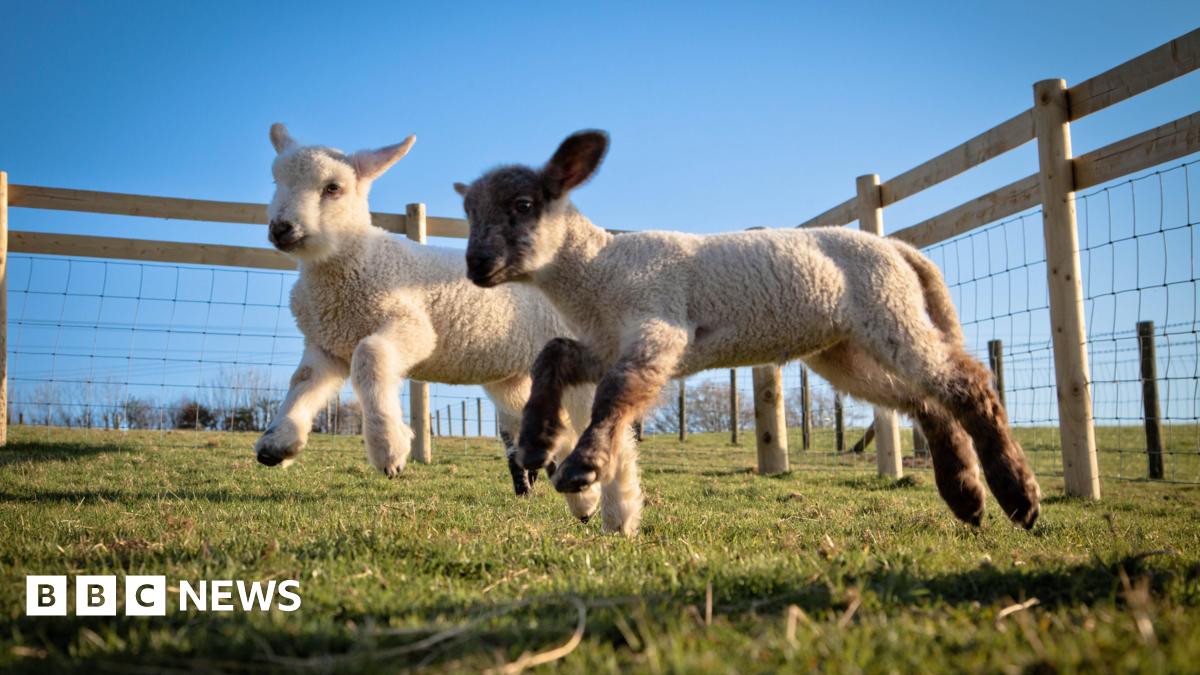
[996, 482, 1041, 530]
[517, 419, 562, 471]
[553, 460, 598, 494]
[256, 450, 284, 467]
[509, 455, 532, 496]
[1014, 503, 1039, 530]
[942, 486, 986, 527]
[579, 514, 590, 524]
[255, 428, 301, 467]
[516, 446, 548, 472]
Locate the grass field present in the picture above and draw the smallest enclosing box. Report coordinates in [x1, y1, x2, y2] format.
[1, 426, 1199, 673]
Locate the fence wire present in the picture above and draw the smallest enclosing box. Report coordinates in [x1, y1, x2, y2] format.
[6, 258, 508, 452]
[6, 157, 1199, 486]
[654, 157, 1200, 484]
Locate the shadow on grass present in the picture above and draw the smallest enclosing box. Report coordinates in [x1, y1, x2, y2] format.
[0, 488, 326, 504]
[0, 439, 134, 465]
[9, 551, 1188, 673]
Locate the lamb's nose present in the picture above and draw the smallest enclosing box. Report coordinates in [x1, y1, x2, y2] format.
[465, 251, 492, 273]
[269, 219, 294, 241]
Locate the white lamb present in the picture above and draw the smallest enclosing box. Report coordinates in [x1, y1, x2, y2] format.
[254, 124, 601, 519]
[455, 130, 1043, 532]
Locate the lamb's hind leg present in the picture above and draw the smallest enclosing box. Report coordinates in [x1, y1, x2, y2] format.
[483, 376, 539, 496]
[805, 342, 986, 526]
[930, 350, 1041, 528]
[849, 299, 1040, 527]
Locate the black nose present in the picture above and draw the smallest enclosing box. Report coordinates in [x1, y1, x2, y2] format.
[465, 251, 492, 272]
[269, 219, 294, 241]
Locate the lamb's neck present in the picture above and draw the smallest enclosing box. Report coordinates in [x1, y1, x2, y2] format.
[298, 228, 382, 280]
[535, 207, 613, 302]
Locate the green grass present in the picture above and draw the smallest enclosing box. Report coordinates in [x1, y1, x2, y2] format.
[1, 426, 1199, 673]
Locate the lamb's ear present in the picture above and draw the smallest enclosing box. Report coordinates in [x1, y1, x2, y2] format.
[352, 136, 417, 182]
[453, 182, 469, 197]
[270, 123, 298, 154]
[543, 130, 608, 199]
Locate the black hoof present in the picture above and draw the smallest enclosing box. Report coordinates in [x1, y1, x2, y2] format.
[553, 461, 598, 494]
[256, 450, 283, 467]
[1016, 503, 1039, 530]
[579, 514, 590, 524]
[509, 454, 532, 496]
[517, 421, 561, 471]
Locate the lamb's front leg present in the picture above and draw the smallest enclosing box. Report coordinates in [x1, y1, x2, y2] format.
[351, 322, 434, 477]
[255, 343, 348, 467]
[554, 320, 688, 496]
[517, 338, 605, 471]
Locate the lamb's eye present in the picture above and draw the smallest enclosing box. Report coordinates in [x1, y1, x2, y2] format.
[323, 183, 341, 196]
[514, 198, 533, 214]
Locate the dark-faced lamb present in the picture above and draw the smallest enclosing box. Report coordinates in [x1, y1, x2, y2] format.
[454, 130, 1042, 534]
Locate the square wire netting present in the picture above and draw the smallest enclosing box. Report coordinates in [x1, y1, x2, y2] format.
[6, 256, 509, 451]
[646, 157, 1199, 484]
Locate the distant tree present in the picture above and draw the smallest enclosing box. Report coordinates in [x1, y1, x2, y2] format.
[225, 406, 258, 432]
[97, 380, 125, 430]
[123, 397, 156, 430]
[172, 397, 215, 429]
[29, 382, 62, 426]
[314, 396, 362, 435]
[203, 367, 279, 432]
[647, 379, 754, 434]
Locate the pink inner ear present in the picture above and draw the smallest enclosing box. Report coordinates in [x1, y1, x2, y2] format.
[353, 137, 415, 181]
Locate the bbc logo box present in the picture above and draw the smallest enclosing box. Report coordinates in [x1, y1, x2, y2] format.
[26, 575, 301, 615]
[27, 575, 167, 616]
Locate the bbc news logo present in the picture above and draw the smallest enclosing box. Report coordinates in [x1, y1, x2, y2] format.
[26, 576, 301, 616]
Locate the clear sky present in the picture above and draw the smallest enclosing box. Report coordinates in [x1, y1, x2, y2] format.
[1, 2, 1198, 443]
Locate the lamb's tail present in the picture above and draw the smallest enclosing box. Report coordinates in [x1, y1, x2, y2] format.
[894, 242, 964, 346]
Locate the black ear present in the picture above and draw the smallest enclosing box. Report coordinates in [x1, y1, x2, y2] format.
[453, 182, 470, 197]
[543, 130, 608, 199]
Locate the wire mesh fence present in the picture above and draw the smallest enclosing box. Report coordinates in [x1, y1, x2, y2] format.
[6, 157, 1199, 485]
[651, 156, 1200, 484]
[5, 257, 511, 454]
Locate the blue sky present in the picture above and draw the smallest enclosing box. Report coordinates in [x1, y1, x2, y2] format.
[1, 2, 1198, 443]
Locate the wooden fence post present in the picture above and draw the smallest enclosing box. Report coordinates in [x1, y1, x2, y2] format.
[1033, 79, 1100, 499]
[477, 398, 483, 437]
[0, 172, 7, 446]
[435, 409, 441, 437]
[729, 369, 739, 445]
[1137, 320, 1164, 479]
[857, 174, 903, 478]
[752, 365, 789, 474]
[446, 405, 453, 437]
[406, 203, 431, 462]
[988, 339, 1006, 410]
[799, 366, 811, 450]
[678, 377, 687, 442]
[461, 400, 466, 436]
[834, 393, 845, 453]
[634, 419, 644, 442]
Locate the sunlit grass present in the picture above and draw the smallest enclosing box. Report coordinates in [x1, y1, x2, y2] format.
[0, 425, 1198, 672]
